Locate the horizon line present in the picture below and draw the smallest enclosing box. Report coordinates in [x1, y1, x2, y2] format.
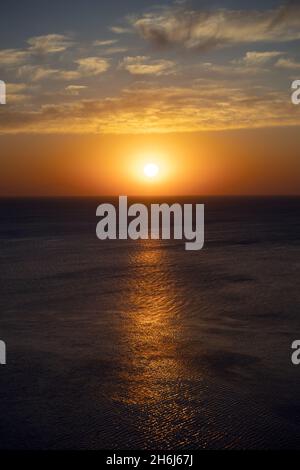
[0, 194, 300, 199]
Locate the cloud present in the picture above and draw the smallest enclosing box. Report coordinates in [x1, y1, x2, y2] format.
[16, 56, 110, 82]
[268, 0, 300, 29]
[27, 34, 74, 53]
[241, 51, 284, 66]
[197, 61, 263, 77]
[17, 65, 80, 81]
[0, 34, 75, 73]
[1, 81, 299, 135]
[132, 3, 300, 51]
[17, 65, 59, 81]
[110, 26, 132, 34]
[5, 83, 29, 103]
[93, 39, 118, 46]
[275, 57, 300, 69]
[120, 56, 176, 75]
[65, 85, 87, 96]
[56, 70, 83, 80]
[93, 39, 128, 54]
[104, 47, 129, 55]
[0, 34, 74, 68]
[75, 57, 110, 76]
[0, 49, 30, 66]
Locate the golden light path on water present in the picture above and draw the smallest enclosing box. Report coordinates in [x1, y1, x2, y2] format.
[111, 239, 200, 448]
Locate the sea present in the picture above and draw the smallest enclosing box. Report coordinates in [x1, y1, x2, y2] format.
[0, 196, 299, 449]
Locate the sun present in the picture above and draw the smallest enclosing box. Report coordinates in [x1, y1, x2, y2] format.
[144, 163, 159, 179]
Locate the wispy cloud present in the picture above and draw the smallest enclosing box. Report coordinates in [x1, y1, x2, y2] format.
[1, 81, 299, 134]
[104, 47, 128, 55]
[120, 56, 176, 76]
[0, 49, 30, 66]
[65, 85, 87, 95]
[27, 34, 74, 54]
[240, 51, 284, 66]
[17, 65, 59, 81]
[75, 57, 110, 76]
[1, 5, 299, 136]
[110, 26, 132, 34]
[93, 39, 118, 46]
[17, 65, 80, 81]
[132, 3, 300, 51]
[0, 34, 74, 70]
[5, 83, 29, 103]
[275, 57, 300, 69]
[92, 39, 127, 55]
[16, 57, 110, 82]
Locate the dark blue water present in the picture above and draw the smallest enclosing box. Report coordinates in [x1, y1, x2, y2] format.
[0, 197, 299, 449]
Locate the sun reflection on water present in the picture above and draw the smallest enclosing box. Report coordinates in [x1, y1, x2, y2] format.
[111, 239, 197, 447]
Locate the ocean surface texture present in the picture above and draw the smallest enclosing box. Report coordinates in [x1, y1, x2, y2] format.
[0, 197, 299, 449]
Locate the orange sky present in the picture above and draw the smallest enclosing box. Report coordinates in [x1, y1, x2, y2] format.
[0, 126, 299, 196]
[1, 1, 300, 196]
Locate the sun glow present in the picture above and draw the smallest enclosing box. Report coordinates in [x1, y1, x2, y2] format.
[128, 150, 175, 193]
[144, 163, 159, 178]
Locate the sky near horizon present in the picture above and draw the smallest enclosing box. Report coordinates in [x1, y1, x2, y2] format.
[0, 0, 299, 195]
